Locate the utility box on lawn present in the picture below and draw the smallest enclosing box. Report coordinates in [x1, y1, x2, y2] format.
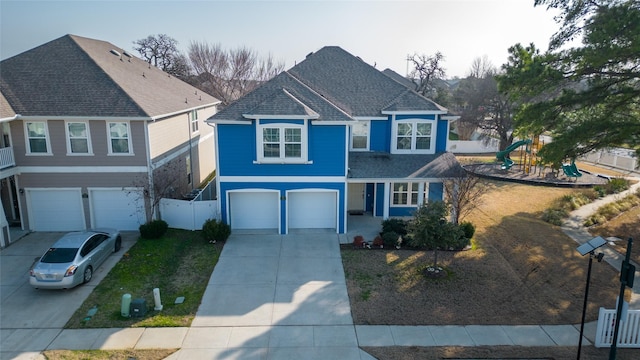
[130, 298, 147, 317]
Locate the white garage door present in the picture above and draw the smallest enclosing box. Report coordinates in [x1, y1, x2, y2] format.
[229, 191, 279, 230]
[91, 189, 146, 230]
[27, 189, 85, 231]
[288, 191, 337, 230]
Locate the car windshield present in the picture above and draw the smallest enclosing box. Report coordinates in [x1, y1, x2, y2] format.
[40, 248, 78, 263]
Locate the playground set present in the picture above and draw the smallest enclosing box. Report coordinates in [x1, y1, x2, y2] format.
[494, 135, 583, 181]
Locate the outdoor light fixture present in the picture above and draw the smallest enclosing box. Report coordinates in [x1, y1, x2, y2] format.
[576, 236, 607, 360]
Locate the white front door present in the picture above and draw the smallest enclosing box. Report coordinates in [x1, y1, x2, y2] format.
[348, 183, 365, 211]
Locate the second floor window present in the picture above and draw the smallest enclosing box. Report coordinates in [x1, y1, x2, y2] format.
[257, 123, 307, 163]
[66, 121, 91, 154]
[25, 121, 50, 154]
[108, 122, 132, 154]
[393, 120, 433, 153]
[351, 120, 369, 150]
[190, 110, 199, 133]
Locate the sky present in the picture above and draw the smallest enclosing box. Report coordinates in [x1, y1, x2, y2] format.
[0, 0, 562, 79]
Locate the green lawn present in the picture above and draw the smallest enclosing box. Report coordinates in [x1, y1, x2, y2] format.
[65, 229, 222, 328]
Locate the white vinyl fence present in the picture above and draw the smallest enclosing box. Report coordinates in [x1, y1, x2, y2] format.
[595, 308, 640, 348]
[582, 148, 638, 172]
[448, 139, 499, 154]
[159, 199, 219, 231]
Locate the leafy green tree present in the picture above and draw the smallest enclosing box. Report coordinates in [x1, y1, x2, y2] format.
[498, 0, 640, 166]
[408, 201, 463, 267]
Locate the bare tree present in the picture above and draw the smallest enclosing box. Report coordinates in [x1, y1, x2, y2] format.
[453, 57, 516, 150]
[188, 42, 284, 107]
[443, 172, 489, 225]
[133, 34, 190, 80]
[407, 52, 447, 101]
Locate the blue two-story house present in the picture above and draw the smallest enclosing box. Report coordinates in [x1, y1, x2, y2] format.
[207, 46, 465, 235]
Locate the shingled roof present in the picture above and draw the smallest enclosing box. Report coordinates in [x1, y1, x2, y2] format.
[211, 46, 446, 122]
[211, 71, 352, 123]
[348, 152, 466, 180]
[0, 34, 219, 119]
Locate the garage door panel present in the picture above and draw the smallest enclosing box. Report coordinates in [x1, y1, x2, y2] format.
[288, 191, 337, 229]
[27, 189, 85, 231]
[91, 189, 146, 231]
[229, 192, 279, 230]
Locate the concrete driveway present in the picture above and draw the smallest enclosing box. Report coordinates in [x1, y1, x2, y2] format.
[0, 231, 137, 359]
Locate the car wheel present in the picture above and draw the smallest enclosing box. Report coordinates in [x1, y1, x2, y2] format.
[114, 235, 122, 252]
[83, 266, 93, 284]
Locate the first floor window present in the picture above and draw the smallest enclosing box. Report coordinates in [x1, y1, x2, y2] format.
[66, 122, 91, 154]
[258, 124, 306, 162]
[392, 182, 423, 206]
[108, 122, 131, 154]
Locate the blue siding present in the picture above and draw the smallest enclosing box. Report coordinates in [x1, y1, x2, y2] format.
[369, 119, 390, 152]
[220, 181, 345, 233]
[217, 122, 347, 176]
[428, 182, 443, 201]
[389, 207, 414, 217]
[436, 119, 448, 152]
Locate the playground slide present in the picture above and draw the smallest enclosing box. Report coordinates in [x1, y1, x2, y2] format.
[562, 160, 582, 179]
[496, 139, 532, 169]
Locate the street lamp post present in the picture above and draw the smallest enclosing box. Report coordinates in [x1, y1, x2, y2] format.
[576, 236, 607, 360]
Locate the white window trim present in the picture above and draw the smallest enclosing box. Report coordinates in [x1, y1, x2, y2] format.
[24, 121, 52, 155]
[255, 122, 309, 164]
[350, 120, 370, 151]
[107, 121, 134, 156]
[391, 182, 426, 207]
[391, 118, 436, 154]
[65, 121, 93, 156]
[190, 110, 199, 134]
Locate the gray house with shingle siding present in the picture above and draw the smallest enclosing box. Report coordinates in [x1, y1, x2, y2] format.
[0, 34, 220, 238]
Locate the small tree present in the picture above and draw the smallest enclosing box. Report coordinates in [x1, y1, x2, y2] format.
[443, 172, 489, 224]
[409, 201, 463, 267]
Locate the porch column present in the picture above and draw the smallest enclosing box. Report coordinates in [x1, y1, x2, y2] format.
[417, 182, 425, 206]
[383, 182, 390, 219]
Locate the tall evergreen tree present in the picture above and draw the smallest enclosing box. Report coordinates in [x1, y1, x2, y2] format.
[498, 0, 640, 166]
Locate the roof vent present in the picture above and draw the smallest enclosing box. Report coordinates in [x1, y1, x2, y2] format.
[110, 49, 121, 57]
[306, 52, 313, 58]
[122, 51, 132, 58]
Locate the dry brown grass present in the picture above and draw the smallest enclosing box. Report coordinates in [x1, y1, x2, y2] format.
[590, 205, 640, 265]
[343, 181, 621, 326]
[42, 349, 176, 360]
[363, 345, 638, 360]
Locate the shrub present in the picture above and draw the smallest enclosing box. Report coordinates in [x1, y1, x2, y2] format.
[459, 222, 476, 239]
[202, 219, 231, 243]
[139, 219, 168, 239]
[449, 234, 471, 250]
[542, 208, 569, 226]
[381, 231, 400, 248]
[606, 177, 629, 194]
[381, 218, 408, 236]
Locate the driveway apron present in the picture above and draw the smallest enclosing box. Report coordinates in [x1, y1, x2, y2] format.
[181, 232, 370, 360]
